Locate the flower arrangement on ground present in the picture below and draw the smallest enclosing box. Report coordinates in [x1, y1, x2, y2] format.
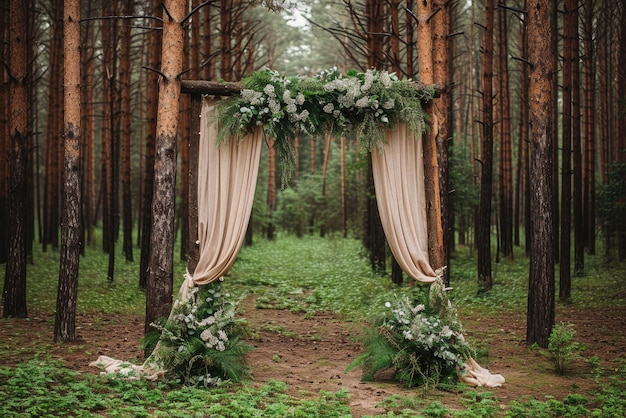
[215, 67, 435, 181]
[347, 279, 475, 387]
[146, 281, 251, 387]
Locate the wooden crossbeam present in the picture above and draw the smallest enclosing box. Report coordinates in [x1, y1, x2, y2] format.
[180, 79, 442, 98]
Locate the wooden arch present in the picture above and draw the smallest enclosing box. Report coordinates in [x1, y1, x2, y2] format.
[179, 79, 444, 276]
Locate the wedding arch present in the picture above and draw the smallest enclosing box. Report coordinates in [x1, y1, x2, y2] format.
[91, 68, 504, 388]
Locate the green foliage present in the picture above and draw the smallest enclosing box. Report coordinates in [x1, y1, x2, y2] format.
[0, 360, 353, 417]
[147, 282, 252, 386]
[506, 394, 591, 417]
[347, 282, 475, 388]
[546, 322, 585, 375]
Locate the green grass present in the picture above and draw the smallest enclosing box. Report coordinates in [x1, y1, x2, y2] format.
[3, 233, 626, 416]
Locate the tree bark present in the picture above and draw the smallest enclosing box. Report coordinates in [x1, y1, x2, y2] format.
[497, 4, 513, 260]
[80, 0, 96, 248]
[55, 0, 81, 341]
[571, 1, 584, 274]
[582, 0, 596, 255]
[220, 0, 233, 81]
[4, 0, 29, 318]
[140, 0, 162, 289]
[267, 138, 276, 240]
[120, 0, 134, 263]
[560, 0, 574, 302]
[43, 0, 64, 252]
[187, 95, 202, 274]
[432, 0, 451, 282]
[0, 1, 9, 265]
[417, 0, 445, 273]
[477, 0, 494, 292]
[526, 0, 556, 348]
[145, 0, 186, 336]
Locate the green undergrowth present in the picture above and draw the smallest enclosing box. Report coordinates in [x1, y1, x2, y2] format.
[3, 358, 624, 417]
[4, 234, 626, 416]
[0, 358, 353, 417]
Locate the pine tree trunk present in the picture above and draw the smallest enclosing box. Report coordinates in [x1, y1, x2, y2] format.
[526, 0, 556, 348]
[44, 0, 64, 252]
[582, 0, 596, 255]
[120, 0, 134, 263]
[551, 3, 560, 264]
[55, 0, 81, 341]
[0, 3, 8, 265]
[220, 0, 233, 80]
[433, 0, 451, 281]
[145, 0, 186, 335]
[187, 95, 201, 274]
[571, 2, 584, 274]
[406, 0, 414, 77]
[364, 155, 386, 274]
[498, 4, 513, 259]
[389, 0, 401, 74]
[267, 138, 276, 240]
[80, 1, 96, 248]
[320, 130, 332, 238]
[341, 135, 347, 238]
[560, 0, 574, 302]
[140, 0, 162, 289]
[477, 0, 494, 292]
[4, 0, 29, 318]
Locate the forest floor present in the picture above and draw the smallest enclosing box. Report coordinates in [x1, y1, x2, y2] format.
[1, 297, 624, 417]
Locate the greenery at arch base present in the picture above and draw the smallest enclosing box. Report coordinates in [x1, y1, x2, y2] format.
[151, 68, 471, 387]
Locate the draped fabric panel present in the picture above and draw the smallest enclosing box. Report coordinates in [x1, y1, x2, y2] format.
[192, 99, 263, 285]
[371, 123, 438, 283]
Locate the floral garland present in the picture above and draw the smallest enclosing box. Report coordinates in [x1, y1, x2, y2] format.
[215, 67, 435, 180]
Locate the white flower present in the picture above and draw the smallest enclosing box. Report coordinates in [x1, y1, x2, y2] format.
[383, 99, 395, 110]
[200, 329, 213, 342]
[355, 96, 370, 108]
[218, 330, 228, 341]
[241, 89, 263, 105]
[268, 98, 281, 114]
[385, 302, 392, 308]
[380, 71, 392, 88]
[263, 84, 276, 97]
[295, 92, 305, 105]
[361, 70, 374, 92]
[283, 89, 294, 103]
[440, 325, 453, 338]
[285, 103, 297, 114]
[198, 316, 216, 327]
[323, 103, 334, 113]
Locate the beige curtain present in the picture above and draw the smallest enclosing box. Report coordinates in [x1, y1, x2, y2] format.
[192, 99, 263, 285]
[371, 123, 438, 283]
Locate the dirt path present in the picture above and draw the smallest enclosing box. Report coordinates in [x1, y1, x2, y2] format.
[1, 301, 624, 416]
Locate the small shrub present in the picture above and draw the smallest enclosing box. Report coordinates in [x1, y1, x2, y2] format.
[547, 322, 585, 375]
